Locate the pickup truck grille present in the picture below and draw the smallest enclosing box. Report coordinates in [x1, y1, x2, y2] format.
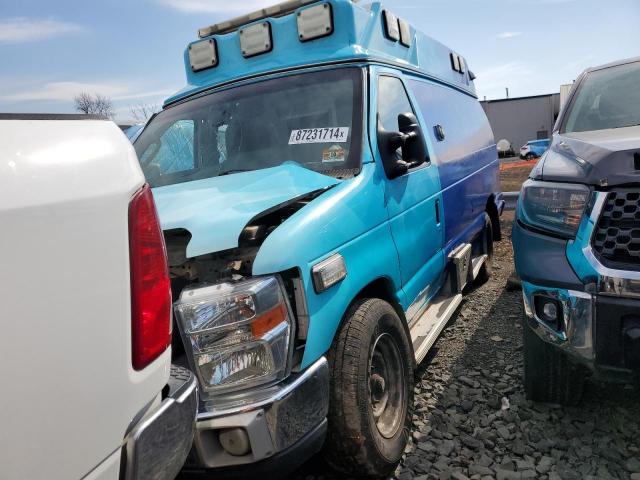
[592, 190, 640, 269]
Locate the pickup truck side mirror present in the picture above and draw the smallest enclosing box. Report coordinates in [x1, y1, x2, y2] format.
[377, 112, 429, 179]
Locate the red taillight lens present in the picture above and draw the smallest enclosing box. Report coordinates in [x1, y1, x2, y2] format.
[129, 184, 171, 370]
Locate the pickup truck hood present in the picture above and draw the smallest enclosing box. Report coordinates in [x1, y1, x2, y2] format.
[537, 125, 640, 186]
[152, 163, 338, 258]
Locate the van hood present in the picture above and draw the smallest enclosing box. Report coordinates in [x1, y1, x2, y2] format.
[535, 126, 640, 186]
[152, 163, 339, 258]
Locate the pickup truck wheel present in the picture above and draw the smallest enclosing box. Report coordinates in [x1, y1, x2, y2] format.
[525, 152, 536, 160]
[324, 298, 414, 479]
[523, 320, 586, 405]
[474, 214, 493, 285]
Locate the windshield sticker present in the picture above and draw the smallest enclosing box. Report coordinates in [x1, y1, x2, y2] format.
[322, 145, 346, 163]
[289, 127, 349, 145]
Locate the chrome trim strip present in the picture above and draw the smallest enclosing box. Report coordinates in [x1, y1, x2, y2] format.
[198, 356, 328, 420]
[584, 191, 640, 295]
[583, 247, 640, 281]
[191, 357, 329, 468]
[522, 283, 594, 361]
[600, 276, 640, 299]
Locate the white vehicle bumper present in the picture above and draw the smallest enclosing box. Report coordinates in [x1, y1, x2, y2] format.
[123, 365, 198, 480]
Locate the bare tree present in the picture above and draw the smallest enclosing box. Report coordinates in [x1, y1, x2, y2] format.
[74, 92, 114, 118]
[130, 103, 160, 123]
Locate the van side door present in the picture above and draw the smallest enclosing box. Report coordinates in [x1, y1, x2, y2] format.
[373, 69, 444, 320]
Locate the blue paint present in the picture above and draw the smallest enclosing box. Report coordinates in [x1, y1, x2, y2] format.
[406, 77, 498, 248]
[148, 0, 500, 371]
[167, 0, 475, 106]
[521, 139, 550, 158]
[252, 162, 407, 366]
[152, 162, 338, 257]
[566, 199, 600, 284]
[369, 67, 445, 316]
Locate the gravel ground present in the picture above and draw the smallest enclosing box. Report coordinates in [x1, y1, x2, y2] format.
[293, 212, 640, 480]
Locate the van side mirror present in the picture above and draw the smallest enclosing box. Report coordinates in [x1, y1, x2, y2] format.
[377, 112, 429, 179]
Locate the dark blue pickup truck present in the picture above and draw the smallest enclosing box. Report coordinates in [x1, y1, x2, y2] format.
[513, 57, 640, 404]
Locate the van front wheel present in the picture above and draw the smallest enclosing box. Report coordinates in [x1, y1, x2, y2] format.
[324, 298, 414, 479]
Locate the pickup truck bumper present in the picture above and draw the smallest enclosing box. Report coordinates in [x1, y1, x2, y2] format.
[123, 365, 198, 480]
[183, 356, 329, 476]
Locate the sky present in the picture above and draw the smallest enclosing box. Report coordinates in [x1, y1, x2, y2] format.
[0, 0, 638, 122]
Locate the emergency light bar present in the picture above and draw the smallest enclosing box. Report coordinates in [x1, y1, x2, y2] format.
[188, 0, 411, 73]
[198, 0, 338, 37]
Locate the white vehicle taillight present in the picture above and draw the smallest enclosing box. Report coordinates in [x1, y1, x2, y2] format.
[129, 184, 171, 370]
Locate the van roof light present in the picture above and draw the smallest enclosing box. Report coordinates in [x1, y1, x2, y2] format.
[382, 10, 400, 42]
[198, 0, 334, 38]
[240, 22, 273, 58]
[297, 2, 334, 42]
[188, 38, 218, 72]
[398, 18, 411, 47]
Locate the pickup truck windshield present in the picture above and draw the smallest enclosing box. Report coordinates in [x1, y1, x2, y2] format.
[134, 68, 364, 187]
[563, 61, 640, 133]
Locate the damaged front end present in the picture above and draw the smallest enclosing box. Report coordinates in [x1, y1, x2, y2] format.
[159, 181, 331, 470]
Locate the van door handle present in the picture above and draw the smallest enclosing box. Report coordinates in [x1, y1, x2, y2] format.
[435, 200, 441, 224]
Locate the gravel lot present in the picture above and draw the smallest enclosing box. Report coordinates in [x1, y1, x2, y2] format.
[294, 212, 640, 480]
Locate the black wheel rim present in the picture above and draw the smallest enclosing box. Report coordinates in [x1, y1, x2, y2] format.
[369, 332, 406, 439]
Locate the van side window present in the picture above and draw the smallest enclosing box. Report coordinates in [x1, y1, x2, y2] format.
[377, 76, 414, 133]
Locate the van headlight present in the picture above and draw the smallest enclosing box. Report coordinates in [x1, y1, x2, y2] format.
[518, 180, 590, 238]
[174, 276, 292, 394]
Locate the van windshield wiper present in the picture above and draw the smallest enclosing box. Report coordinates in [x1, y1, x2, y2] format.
[612, 122, 640, 129]
[218, 169, 250, 176]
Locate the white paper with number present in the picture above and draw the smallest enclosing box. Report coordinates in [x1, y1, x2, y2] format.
[289, 127, 350, 145]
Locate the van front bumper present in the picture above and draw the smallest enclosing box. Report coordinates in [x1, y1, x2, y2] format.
[183, 356, 329, 474]
[123, 365, 198, 480]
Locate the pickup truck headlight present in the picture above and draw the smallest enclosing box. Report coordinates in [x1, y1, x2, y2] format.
[518, 180, 590, 238]
[174, 276, 292, 394]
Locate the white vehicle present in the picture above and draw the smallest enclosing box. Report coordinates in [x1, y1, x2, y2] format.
[0, 114, 197, 480]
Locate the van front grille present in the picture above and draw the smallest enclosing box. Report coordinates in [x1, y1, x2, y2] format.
[592, 190, 640, 270]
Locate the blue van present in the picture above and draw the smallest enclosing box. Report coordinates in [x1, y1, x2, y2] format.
[134, 0, 503, 476]
[519, 138, 550, 159]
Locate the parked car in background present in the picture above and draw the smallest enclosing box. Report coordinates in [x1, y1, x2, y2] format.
[513, 57, 640, 405]
[0, 114, 197, 480]
[519, 138, 550, 159]
[133, 0, 503, 477]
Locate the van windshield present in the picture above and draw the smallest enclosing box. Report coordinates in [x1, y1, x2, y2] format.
[134, 68, 364, 187]
[563, 61, 640, 133]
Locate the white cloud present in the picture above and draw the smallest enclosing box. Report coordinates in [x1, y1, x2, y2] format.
[497, 31, 522, 39]
[0, 82, 129, 102]
[0, 18, 84, 44]
[0, 81, 176, 104]
[158, 0, 274, 14]
[473, 61, 534, 99]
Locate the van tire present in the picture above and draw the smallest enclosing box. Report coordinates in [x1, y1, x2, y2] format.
[324, 298, 414, 479]
[523, 320, 585, 405]
[475, 214, 493, 285]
